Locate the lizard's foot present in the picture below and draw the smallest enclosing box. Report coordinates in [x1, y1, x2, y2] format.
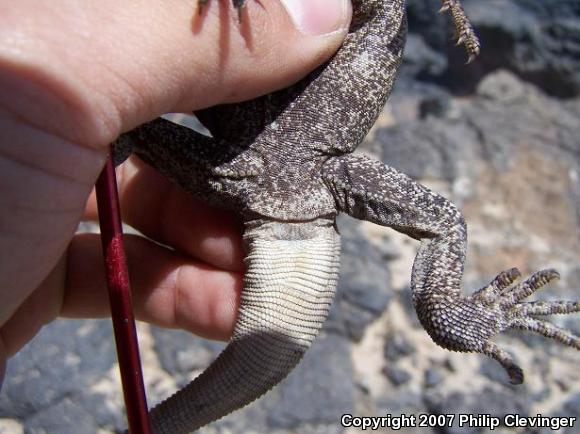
[419, 268, 580, 384]
[439, 0, 481, 63]
[473, 268, 580, 383]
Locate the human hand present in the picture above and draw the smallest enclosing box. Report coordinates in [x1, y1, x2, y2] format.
[0, 0, 351, 387]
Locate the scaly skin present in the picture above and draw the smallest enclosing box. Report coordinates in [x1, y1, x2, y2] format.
[113, 0, 580, 432]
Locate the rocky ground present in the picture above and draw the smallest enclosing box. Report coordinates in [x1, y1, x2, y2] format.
[1, 1, 579, 433]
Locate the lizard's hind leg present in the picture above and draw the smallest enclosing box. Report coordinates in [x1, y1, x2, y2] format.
[322, 153, 580, 384]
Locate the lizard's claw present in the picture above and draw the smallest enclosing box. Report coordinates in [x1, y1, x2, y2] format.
[197, 0, 208, 15]
[419, 268, 580, 384]
[232, 0, 246, 21]
[197, 0, 247, 19]
[440, 0, 481, 63]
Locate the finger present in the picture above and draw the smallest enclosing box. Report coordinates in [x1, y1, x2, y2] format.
[0, 0, 350, 350]
[0, 0, 352, 147]
[0, 252, 68, 357]
[85, 157, 246, 272]
[64, 233, 243, 341]
[0, 233, 242, 357]
[0, 107, 104, 325]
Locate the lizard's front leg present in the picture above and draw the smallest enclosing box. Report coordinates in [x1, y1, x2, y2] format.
[197, 0, 247, 19]
[440, 0, 480, 63]
[322, 153, 580, 384]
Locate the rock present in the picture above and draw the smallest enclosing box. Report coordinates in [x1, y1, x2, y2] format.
[478, 352, 537, 387]
[424, 388, 532, 434]
[468, 70, 580, 175]
[406, 0, 451, 53]
[476, 69, 527, 103]
[325, 299, 379, 342]
[151, 327, 225, 387]
[424, 369, 444, 388]
[383, 366, 412, 386]
[0, 419, 23, 434]
[373, 115, 479, 185]
[0, 320, 115, 420]
[563, 393, 580, 418]
[264, 334, 355, 429]
[378, 78, 453, 126]
[384, 333, 416, 362]
[23, 398, 99, 434]
[74, 390, 127, 432]
[538, 392, 580, 434]
[375, 392, 426, 419]
[337, 217, 393, 314]
[210, 333, 355, 432]
[401, 34, 447, 78]
[325, 217, 394, 341]
[405, 0, 580, 97]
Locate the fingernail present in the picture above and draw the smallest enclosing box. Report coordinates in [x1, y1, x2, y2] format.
[280, 0, 350, 36]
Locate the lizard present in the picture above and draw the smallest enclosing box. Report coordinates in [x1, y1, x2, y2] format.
[112, 0, 580, 433]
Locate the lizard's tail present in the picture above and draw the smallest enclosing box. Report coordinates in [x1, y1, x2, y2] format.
[148, 218, 341, 434]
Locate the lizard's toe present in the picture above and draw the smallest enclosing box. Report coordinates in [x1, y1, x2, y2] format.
[482, 341, 525, 384]
[499, 268, 560, 308]
[197, 0, 246, 16]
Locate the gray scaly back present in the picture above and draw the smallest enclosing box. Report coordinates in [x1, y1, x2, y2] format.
[113, 0, 580, 432]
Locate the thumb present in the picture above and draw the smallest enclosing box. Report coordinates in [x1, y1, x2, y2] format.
[0, 0, 352, 148]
